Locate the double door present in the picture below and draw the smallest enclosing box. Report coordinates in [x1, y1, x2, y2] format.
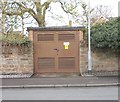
[33, 31, 79, 73]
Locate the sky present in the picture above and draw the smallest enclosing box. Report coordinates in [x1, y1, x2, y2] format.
[5, 0, 119, 32]
[88, 0, 119, 17]
[44, 0, 120, 26]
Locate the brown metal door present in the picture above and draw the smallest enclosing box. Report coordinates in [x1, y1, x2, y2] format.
[34, 31, 79, 73]
[34, 31, 57, 73]
[57, 31, 79, 72]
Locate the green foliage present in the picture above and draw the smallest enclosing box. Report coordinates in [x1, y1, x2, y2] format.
[0, 32, 30, 45]
[87, 17, 120, 51]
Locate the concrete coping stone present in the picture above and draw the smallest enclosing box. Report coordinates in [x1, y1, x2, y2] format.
[0, 74, 33, 78]
[1, 83, 119, 89]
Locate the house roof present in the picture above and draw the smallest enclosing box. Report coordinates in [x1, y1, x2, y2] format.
[27, 26, 85, 31]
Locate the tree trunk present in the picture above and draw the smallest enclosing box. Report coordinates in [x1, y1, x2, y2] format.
[1, 13, 5, 34]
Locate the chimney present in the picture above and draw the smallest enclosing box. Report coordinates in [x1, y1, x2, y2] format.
[69, 20, 72, 27]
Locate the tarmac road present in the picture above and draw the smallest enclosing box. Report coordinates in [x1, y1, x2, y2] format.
[2, 86, 118, 100]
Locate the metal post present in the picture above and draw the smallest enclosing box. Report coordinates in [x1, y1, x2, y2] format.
[88, 0, 92, 75]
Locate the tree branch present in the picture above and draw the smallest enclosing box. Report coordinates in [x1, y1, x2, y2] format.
[3, 2, 35, 16]
[59, 1, 76, 15]
[42, 1, 51, 19]
[34, 1, 42, 14]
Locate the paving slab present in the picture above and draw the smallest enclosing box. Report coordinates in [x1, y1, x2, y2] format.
[1, 76, 119, 88]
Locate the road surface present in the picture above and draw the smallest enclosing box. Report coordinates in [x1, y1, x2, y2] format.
[2, 86, 118, 100]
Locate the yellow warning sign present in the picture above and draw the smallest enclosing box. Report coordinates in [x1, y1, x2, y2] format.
[63, 42, 69, 50]
[65, 45, 68, 49]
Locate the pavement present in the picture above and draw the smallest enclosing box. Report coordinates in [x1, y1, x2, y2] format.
[1, 76, 119, 88]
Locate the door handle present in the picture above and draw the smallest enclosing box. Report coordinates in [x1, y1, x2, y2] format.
[53, 48, 57, 50]
[53, 48, 59, 52]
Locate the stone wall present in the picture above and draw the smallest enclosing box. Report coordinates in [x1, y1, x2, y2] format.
[0, 41, 2, 74]
[80, 43, 118, 75]
[0, 40, 118, 75]
[0, 43, 33, 74]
